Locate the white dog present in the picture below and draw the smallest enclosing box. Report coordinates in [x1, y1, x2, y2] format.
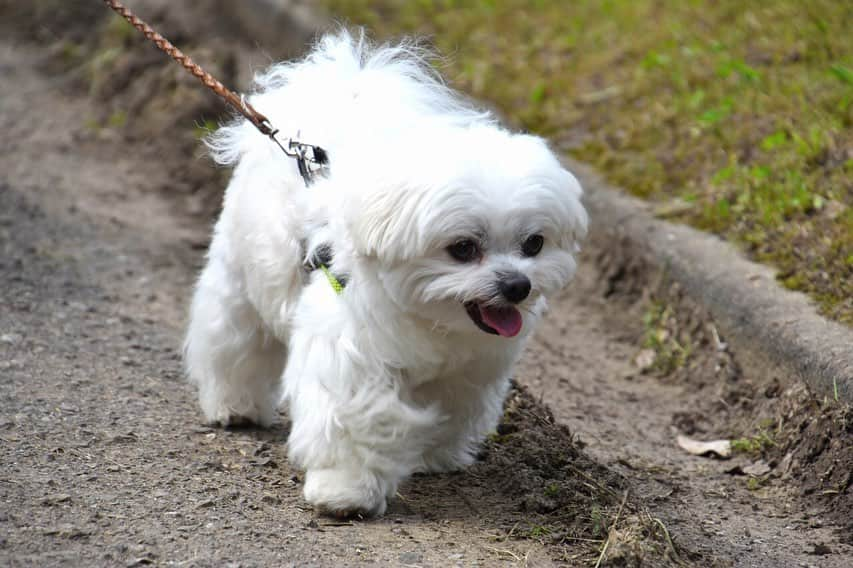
[185, 30, 587, 517]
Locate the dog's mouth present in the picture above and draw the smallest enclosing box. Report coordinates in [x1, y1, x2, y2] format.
[464, 302, 523, 338]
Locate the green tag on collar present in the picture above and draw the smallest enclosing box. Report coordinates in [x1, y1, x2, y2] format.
[320, 264, 344, 296]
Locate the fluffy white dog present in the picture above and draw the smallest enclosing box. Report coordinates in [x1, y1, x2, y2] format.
[185, 30, 587, 517]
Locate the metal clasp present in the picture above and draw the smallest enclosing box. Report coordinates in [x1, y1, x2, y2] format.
[266, 129, 329, 186]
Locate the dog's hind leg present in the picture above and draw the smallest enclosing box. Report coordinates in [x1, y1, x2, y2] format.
[184, 257, 286, 427]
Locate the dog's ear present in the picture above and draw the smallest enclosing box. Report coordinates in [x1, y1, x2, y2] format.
[515, 134, 588, 250]
[345, 182, 426, 263]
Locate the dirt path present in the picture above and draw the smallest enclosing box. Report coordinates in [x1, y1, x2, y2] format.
[1, 11, 851, 567]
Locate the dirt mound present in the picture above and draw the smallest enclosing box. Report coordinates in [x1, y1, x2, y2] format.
[484, 383, 622, 518]
[403, 383, 688, 566]
[771, 391, 853, 544]
[487, 385, 687, 566]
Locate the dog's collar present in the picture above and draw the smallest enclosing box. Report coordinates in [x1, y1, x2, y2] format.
[320, 264, 346, 295]
[305, 243, 347, 295]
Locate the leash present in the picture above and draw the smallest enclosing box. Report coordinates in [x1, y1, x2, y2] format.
[101, 0, 328, 185]
[103, 1, 344, 294]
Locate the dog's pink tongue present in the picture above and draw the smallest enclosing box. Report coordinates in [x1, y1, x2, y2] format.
[480, 305, 523, 338]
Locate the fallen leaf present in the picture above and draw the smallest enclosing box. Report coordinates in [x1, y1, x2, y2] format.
[633, 349, 656, 371]
[676, 435, 732, 459]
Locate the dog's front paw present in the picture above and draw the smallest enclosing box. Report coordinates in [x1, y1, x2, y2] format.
[198, 395, 277, 429]
[209, 414, 265, 429]
[303, 468, 390, 518]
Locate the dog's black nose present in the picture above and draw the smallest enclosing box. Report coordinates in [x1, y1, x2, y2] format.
[498, 273, 531, 304]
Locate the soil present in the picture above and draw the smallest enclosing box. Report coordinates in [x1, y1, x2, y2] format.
[1, 2, 851, 566]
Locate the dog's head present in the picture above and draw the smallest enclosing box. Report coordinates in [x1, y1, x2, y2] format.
[330, 124, 587, 338]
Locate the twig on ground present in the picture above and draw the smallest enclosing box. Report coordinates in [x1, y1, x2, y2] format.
[564, 463, 623, 501]
[650, 514, 683, 566]
[483, 544, 522, 562]
[594, 490, 629, 568]
[503, 521, 520, 542]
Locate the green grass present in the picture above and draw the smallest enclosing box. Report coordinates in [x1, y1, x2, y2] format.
[730, 431, 775, 455]
[107, 110, 127, 129]
[528, 524, 552, 538]
[589, 504, 605, 538]
[746, 476, 768, 491]
[325, 0, 853, 324]
[641, 301, 692, 375]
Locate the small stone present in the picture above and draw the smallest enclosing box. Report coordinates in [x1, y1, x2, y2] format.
[399, 552, 422, 564]
[41, 493, 71, 506]
[808, 543, 832, 556]
[0, 333, 20, 345]
[260, 494, 280, 505]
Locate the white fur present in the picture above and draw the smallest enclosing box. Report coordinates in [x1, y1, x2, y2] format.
[185, 30, 588, 517]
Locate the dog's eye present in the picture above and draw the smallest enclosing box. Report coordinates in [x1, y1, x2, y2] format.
[521, 234, 544, 257]
[447, 239, 480, 263]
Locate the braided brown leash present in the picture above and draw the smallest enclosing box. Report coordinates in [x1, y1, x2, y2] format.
[101, 0, 328, 184]
[102, 0, 274, 135]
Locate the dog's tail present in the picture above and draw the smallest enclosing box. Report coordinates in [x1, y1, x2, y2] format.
[206, 28, 492, 169]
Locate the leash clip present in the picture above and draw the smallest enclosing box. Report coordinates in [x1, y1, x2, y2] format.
[264, 126, 329, 187]
[101, 2, 329, 186]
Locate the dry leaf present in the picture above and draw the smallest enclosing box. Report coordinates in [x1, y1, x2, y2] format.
[633, 348, 656, 370]
[676, 435, 732, 459]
